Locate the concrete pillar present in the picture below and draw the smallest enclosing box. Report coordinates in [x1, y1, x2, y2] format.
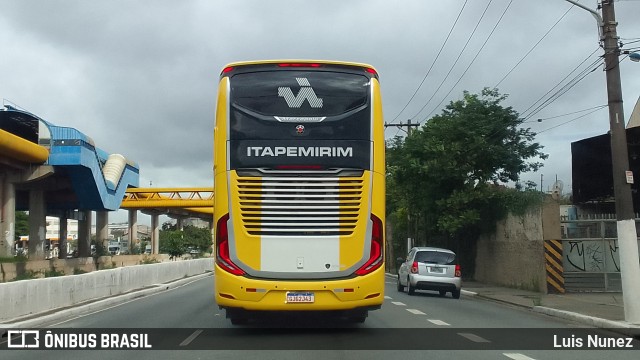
[58, 213, 68, 259]
[176, 217, 185, 231]
[77, 210, 92, 258]
[128, 210, 138, 251]
[209, 220, 214, 254]
[96, 211, 109, 254]
[28, 189, 47, 259]
[151, 213, 160, 255]
[1, 176, 16, 257]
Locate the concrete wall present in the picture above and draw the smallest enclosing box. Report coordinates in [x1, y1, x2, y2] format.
[0, 254, 172, 282]
[0, 258, 213, 322]
[475, 200, 560, 293]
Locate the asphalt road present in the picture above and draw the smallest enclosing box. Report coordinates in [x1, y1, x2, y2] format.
[1, 274, 638, 359]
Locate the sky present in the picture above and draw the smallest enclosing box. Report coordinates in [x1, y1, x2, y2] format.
[1, 0, 640, 223]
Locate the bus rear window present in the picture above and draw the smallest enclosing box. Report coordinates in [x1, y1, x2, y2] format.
[231, 71, 369, 117]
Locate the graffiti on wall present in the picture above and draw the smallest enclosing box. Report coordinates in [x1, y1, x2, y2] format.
[563, 240, 620, 272]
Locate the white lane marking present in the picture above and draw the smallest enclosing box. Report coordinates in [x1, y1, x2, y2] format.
[179, 329, 203, 347]
[391, 301, 406, 306]
[428, 319, 450, 326]
[406, 309, 426, 315]
[458, 332, 490, 343]
[384, 296, 392, 299]
[48, 275, 211, 326]
[503, 353, 536, 360]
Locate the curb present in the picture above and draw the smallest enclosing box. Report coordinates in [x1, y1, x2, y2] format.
[1, 272, 213, 329]
[533, 306, 640, 331]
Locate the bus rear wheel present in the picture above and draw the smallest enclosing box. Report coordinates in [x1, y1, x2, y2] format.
[226, 308, 249, 325]
[347, 309, 368, 324]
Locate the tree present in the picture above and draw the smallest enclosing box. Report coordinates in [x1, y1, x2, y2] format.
[387, 89, 547, 275]
[159, 230, 185, 259]
[15, 211, 29, 240]
[162, 221, 177, 231]
[183, 225, 213, 254]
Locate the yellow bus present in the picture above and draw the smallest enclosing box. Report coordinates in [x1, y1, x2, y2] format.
[213, 60, 385, 324]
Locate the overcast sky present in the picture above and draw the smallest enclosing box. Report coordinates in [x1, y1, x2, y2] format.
[2, 0, 640, 223]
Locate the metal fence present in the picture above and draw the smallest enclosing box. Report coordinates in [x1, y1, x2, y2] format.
[560, 217, 640, 292]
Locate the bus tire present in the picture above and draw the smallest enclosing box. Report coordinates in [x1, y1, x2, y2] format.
[347, 310, 367, 323]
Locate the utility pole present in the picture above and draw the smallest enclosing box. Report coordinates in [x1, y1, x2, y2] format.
[567, 0, 640, 324]
[385, 119, 420, 136]
[385, 120, 419, 255]
[601, 0, 640, 324]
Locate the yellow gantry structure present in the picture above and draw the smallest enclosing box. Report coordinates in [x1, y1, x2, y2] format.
[121, 187, 213, 219]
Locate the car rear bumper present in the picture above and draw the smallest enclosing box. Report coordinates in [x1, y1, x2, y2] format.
[409, 274, 461, 291]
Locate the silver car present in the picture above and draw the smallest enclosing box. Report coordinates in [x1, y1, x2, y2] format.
[397, 247, 462, 299]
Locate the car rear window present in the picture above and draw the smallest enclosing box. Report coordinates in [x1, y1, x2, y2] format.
[415, 251, 456, 265]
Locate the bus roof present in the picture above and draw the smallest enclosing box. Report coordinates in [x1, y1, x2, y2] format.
[221, 60, 378, 76]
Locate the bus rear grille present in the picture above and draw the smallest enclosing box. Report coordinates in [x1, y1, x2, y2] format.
[236, 176, 363, 236]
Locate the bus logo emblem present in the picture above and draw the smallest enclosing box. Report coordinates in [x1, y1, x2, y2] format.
[296, 125, 305, 134]
[278, 78, 323, 108]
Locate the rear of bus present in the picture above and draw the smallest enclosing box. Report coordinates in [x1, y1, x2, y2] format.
[213, 60, 385, 324]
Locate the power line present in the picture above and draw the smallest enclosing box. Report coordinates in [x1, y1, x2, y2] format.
[494, 4, 574, 88]
[422, 0, 514, 122]
[519, 47, 601, 119]
[524, 49, 631, 121]
[407, 0, 495, 122]
[536, 106, 607, 134]
[386, 0, 469, 125]
[523, 104, 608, 123]
[523, 58, 603, 121]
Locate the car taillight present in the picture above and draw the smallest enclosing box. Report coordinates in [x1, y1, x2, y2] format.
[215, 214, 245, 276]
[355, 214, 384, 276]
[455, 264, 462, 278]
[410, 261, 418, 274]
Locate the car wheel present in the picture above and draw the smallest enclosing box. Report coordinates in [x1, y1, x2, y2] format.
[452, 289, 461, 299]
[439, 290, 446, 297]
[407, 277, 415, 295]
[397, 275, 405, 292]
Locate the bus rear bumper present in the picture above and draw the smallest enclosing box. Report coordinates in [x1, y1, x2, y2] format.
[214, 264, 385, 312]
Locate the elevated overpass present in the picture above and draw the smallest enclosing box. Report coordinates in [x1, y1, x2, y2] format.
[120, 188, 213, 254]
[1, 105, 139, 258]
[1, 104, 215, 259]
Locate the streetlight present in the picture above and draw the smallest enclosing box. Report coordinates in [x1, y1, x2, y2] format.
[564, 0, 640, 324]
[630, 52, 640, 63]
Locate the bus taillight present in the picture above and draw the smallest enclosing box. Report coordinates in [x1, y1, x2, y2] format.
[278, 63, 321, 68]
[216, 214, 246, 276]
[355, 214, 384, 276]
[365, 67, 378, 76]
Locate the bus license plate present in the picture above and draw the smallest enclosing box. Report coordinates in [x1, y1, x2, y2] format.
[286, 292, 315, 303]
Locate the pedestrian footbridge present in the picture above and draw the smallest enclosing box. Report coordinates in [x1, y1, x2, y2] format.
[0, 104, 212, 259]
[121, 187, 213, 219]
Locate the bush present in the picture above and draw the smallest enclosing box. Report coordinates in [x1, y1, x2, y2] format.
[140, 256, 159, 265]
[0, 255, 27, 263]
[11, 270, 40, 282]
[44, 269, 65, 277]
[73, 268, 88, 275]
